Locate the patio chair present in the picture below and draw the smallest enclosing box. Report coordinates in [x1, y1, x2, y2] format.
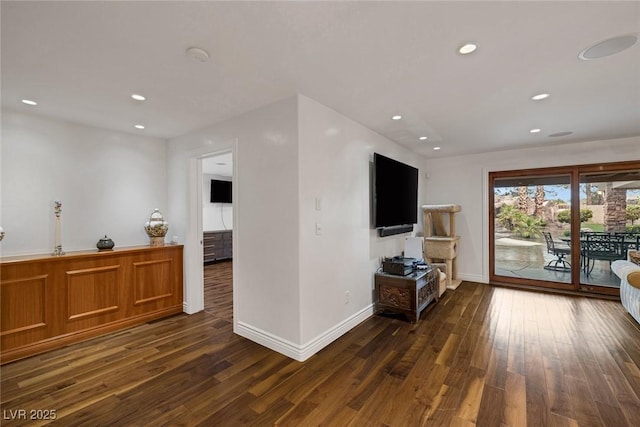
[583, 233, 626, 276]
[615, 232, 640, 251]
[543, 231, 571, 272]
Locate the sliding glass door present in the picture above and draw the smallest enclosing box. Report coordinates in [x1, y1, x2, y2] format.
[491, 171, 574, 290]
[490, 161, 640, 295]
[578, 168, 640, 293]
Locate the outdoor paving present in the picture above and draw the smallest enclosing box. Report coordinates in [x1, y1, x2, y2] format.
[495, 237, 620, 288]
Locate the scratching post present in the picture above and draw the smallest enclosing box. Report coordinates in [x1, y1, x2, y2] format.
[423, 204, 461, 292]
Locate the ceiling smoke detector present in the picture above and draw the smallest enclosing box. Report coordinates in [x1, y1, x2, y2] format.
[186, 47, 210, 62]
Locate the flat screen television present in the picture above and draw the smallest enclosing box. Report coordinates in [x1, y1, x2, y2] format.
[210, 179, 232, 203]
[373, 153, 418, 228]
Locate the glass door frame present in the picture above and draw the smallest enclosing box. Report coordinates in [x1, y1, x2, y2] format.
[489, 160, 640, 296]
[489, 165, 578, 292]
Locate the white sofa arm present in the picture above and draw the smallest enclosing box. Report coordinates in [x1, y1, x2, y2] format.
[612, 260, 640, 280]
[612, 260, 640, 325]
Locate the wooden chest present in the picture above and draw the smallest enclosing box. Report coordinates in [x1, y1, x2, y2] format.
[374, 267, 439, 322]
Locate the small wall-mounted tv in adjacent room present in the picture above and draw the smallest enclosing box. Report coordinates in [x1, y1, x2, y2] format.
[373, 153, 418, 236]
[210, 179, 232, 203]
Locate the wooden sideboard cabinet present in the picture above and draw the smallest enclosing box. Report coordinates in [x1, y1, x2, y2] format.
[203, 230, 232, 263]
[374, 268, 439, 322]
[0, 245, 184, 364]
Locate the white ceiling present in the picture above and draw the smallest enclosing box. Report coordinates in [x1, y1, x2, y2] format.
[202, 152, 232, 177]
[2, 1, 639, 158]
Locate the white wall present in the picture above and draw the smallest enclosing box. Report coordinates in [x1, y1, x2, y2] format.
[167, 96, 301, 344]
[297, 95, 429, 347]
[1, 110, 167, 256]
[425, 136, 640, 283]
[167, 94, 429, 359]
[202, 173, 233, 231]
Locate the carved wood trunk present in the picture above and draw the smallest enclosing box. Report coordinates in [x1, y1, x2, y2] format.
[374, 268, 439, 322]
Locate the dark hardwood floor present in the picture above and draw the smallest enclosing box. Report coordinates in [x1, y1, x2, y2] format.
[204, 260, 233, 322]
[2, 262, 640, 426]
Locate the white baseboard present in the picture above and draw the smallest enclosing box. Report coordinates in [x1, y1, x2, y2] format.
[182, 301, 203, 314]
[298, 304, 375, 361]
[235, 304, 375, 362]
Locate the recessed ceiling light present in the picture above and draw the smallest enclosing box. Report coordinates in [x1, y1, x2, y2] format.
[419, 136, 428, 141]
[391, 115, 402, 120]
[458, 43, 478, 55]
[579, 33, 638, 60]
[134, 124, 145, 130]
[131, 94, 146, 101]
[21, 99, 37, 106]
[433, 146, 441, 150]
[530, 128, 541, 133]
[216, 162, 227, 166]
[531, 93, 550, 101]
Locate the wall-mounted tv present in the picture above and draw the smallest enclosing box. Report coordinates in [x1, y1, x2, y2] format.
[373, 153, 418, 231]
[210, 179, 232, 203]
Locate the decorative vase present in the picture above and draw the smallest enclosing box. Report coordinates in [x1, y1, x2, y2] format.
[97, 235, 115, 251]
[144, 208, 169, 247]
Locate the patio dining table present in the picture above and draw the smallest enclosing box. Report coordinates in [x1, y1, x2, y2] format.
[560, 234, 640, 248]
[560, 233, 640, 276]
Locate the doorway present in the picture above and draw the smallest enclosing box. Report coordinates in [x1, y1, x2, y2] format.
[184, 142, 237, 323]
[202, 153, 234, 322]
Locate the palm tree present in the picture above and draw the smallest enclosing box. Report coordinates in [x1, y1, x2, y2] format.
[514, 215, 544, 239]
[534, 185, 545, 218]
[497, 204, 524, 231]
[517, 186, 529, 213]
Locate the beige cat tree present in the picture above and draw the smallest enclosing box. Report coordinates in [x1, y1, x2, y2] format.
[422, 204, 461, 293]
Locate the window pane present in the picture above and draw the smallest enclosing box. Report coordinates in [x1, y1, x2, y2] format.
[493, 175, 572, 285]
[578, 171, 640, 289]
